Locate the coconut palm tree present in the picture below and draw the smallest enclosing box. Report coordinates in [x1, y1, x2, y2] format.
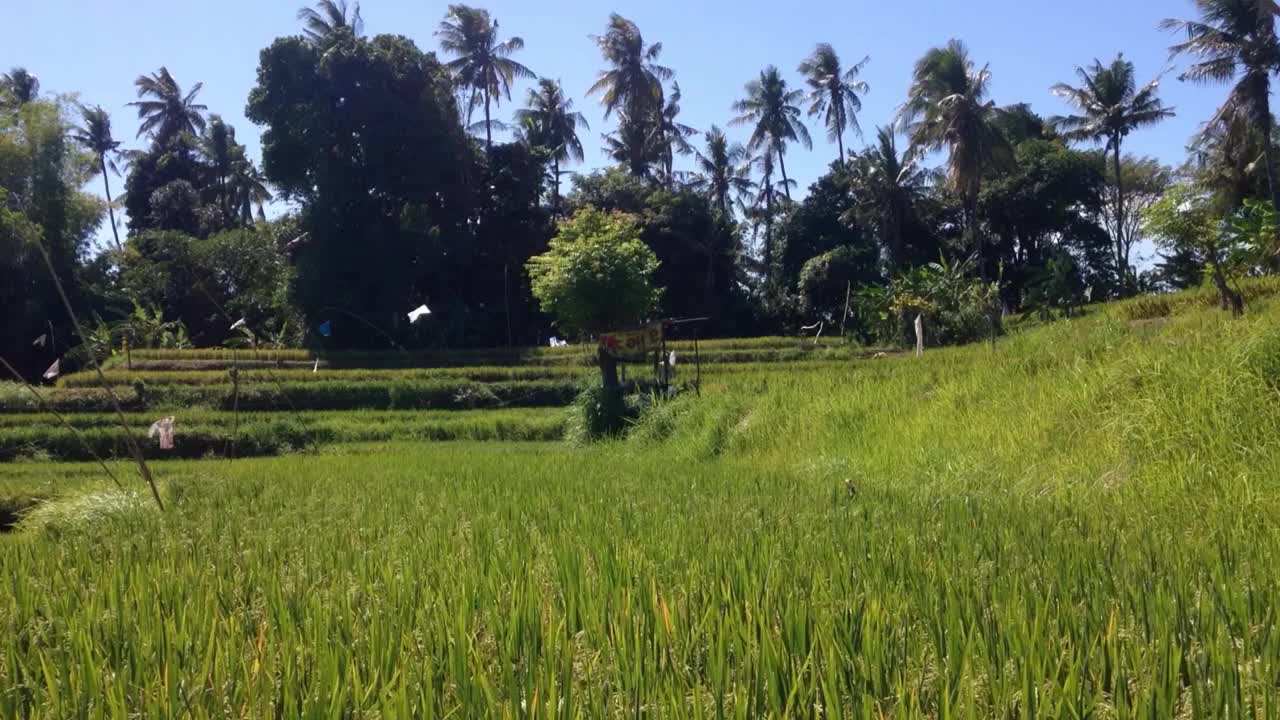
[587, 14, 672, 177]
[899, 40, 1010, 278]
[129, 67, 207, 143]
[437, 5, 534, 151]
[230, 159, 273, 225]
[1161, 0, 1280, 214]
[1, 67, 39, 105]
[199, 115, 237, 220]
[601, 108, 658, 178]
[515, 78, 589, 214]
[847, 125, 933, 275]
[71, 105, 125, 251]
[653, 82, 698, 187]
[297, 0, 363, 46]
[690, 125, 754, 218]
[798, 44, 870, 164]
[732, 66, 811, 200]
[742, 147, 795, 284]
[1051, 54, 1174, 285]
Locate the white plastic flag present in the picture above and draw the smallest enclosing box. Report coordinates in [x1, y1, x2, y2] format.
[32, 333, 47, 348]
[407, 304, 431, 323]
[42, 359, 59, 381]
[230, 318, 247, 331]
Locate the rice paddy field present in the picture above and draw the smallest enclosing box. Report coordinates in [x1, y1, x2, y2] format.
[3, 287, 1280, 717]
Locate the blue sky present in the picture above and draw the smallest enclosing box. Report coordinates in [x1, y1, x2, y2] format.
[9, 0, 1226, 254]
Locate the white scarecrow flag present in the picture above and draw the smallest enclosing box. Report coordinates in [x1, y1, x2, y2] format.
[407, 304, 431, 323]
[42, 359, 60, 381]
[148, 416, 177, 451]
[32, 333, 47, 348]
[230, 318, 248, 331]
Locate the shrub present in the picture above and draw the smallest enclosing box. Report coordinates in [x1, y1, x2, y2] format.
[856, 256, 999, 347]
[567, 385, 634, 443]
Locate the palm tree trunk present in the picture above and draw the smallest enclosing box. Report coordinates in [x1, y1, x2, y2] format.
[777, 147, 792, 201]
[484, 89, 493, 152]
[100, 155, 123, 252]
[886, 198, 902, 277]
[764, 179, 774, 284]
[835, 100, 845, 165]
[1112, 139, 1129, 292]
[967, 186, 984, 281]
[552, 156, 561, 217]
[1210, 254, 1243, 316]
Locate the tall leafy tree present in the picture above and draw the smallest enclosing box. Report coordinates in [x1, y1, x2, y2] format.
[248, 32, 474, 347]
[128, 67, 207, 144]
[798, 44, 870, 163]
[980, 137, 1112, 301]
[1, 98, 103, 379]
[778, 165, 872, 293]
[587, 14, 672, 177]
[1051, 54, 1174, 287]
[515, 78, 588, 214]
[732, 66, 811, 200]
[1, 67, 39, 105]
[690, 125, 754, 218]
[900, 40, 1011, 278]
[297, 0, 363, 46]
[1162, 0, 1280, 215]
[437, 4, 534, 151]
[71, 105, 125, 251]
[848, 126, 932, 275]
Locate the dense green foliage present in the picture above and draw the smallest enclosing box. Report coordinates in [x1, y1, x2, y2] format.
[527, 208, 660, 336]
[7, 2, 1280, 375]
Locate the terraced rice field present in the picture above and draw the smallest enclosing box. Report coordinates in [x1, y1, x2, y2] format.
[4, 292, 1280, 717]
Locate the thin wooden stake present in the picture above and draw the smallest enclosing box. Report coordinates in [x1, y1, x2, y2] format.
[34, 242, 164, 510]
[839, 281, 852, 338]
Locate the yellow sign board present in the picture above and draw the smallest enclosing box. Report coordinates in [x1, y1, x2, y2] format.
[599, 323, 663, 362]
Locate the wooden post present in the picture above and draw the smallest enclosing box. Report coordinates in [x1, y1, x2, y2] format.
[693, 330, 701, 396]
[839, 281, 852, 338]
[229, 347, 241, 459]
[598, 346, 619, 389]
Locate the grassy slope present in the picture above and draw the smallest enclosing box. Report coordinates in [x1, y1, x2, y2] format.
[3, 293, 1280, 716]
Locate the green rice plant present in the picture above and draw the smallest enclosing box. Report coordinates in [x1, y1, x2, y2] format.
[0, 379, 579, 414]
[58, 365, 588, 388]
[0, 408, 568, 461]
[0, 287, 1278, 716]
